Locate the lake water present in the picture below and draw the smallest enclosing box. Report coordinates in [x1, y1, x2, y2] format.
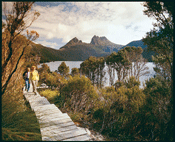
[38, 61, 156, 88]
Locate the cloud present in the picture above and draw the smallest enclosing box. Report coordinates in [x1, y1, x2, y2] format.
[34, 40, 59, 49]
[3, 2, 156, 47]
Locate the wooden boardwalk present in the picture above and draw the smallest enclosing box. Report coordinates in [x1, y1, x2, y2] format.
[23, 85, 91, 141]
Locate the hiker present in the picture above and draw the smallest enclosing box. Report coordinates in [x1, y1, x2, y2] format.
[23, 67, 30, 92]
[30, 66, 39, 94]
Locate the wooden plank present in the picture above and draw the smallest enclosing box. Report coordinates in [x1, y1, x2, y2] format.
[29, 98, 50, 105]
[40, 120, 75, 128]
[41, 127, 88, 141]
[24, 93, 41, 101]
[42, 136, 54, 141]
[29, 97, 48, 103]
[29, 99, 50, 106]
[25, 95, 43, 102]
[38, 116, 72, 124]
[38, 113, 70, 122]
[30, 101, 50, 110]
[33, 104, 58, 111]
[37, 112, 69, 119]
[35, 109, 62, 117]
[63, 134, 91, 141]
[40, 125, 77, 134]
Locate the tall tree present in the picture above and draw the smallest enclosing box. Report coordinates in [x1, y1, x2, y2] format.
[142, 1, 173, 89]
[80, 56, 106, 87]
[106, 50, 131, 83]
[142, 1, 174, 140]
[2, 2, 40, 95]
[124, 46, 150, 80]
[58, 62, 69, 77]
[71, 68, 79, 76]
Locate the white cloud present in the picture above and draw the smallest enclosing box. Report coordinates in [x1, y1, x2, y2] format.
[3, 2, 156, 47]
[34, 40, 59, 49]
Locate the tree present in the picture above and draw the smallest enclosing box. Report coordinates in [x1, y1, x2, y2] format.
[80, 56, 106, 87]
[106, 47, 149, 88]
[142, 1, 174, 140]
[2, 2, 40, 95]
[96, 57, 106, 88]
[71, 68, 79, 76]
[143, 76, 172, 140]
[80, 56, 97, 85]
[142, 1, 173, 90]
[106, 50, 131, 83]
[124, 46, 150, 80]
[38, 63, 51, 74]
[58, 62, 69, 77]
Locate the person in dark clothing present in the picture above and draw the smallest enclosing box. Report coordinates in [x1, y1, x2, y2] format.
[23, 67, 30, 92]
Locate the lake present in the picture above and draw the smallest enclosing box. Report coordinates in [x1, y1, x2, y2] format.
[38, 61, 156, 88]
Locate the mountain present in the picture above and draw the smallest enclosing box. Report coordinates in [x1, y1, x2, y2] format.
[122, 39, 155, 62]
[31, 36, 123, 62]
[30, 36, 154, 63]
[90, 35, 123, 53]
[122, 39, 147, 49]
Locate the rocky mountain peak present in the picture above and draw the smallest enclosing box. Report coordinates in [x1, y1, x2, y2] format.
[91, 35, 112, 46]
[66, 37, 82, 46]
[91, 35, 102, 45]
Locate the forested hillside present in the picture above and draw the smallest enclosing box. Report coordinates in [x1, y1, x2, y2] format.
[122, 39, 155, 61]
[30, 37, 154, 63]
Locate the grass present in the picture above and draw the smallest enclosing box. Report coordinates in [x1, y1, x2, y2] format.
[2, 110, 42, 141]
[2, 82, 42, 141]
[2, 98, 42, 141]
[38, 89, 60, 104]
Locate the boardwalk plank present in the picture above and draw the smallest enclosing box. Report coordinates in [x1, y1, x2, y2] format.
[40, 125, 77, 133]
[33, 104, 58, 111]
[41, 128, 88, 141]
[37, 112, 70, 120]
[23, 88, 91, 141]
[38, 117, 72, 124]
[40, 120, 75, 128]
[24, 94, 41, 101]
[63, 134, 91, 141]
[35, 109, 62, 117]
[30, 100, 50, 106]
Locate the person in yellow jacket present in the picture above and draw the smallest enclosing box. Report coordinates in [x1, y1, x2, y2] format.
[30, 66, 39, 94]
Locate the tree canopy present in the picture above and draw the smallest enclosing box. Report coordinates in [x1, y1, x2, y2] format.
[58, 62, 69, 76]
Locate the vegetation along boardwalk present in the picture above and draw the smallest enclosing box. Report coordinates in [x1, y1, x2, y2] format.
[23, 85, 91, 141]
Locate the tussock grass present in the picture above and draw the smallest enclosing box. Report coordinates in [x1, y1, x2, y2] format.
[39, 89, 60, 103]
[2, 87, 42, 141]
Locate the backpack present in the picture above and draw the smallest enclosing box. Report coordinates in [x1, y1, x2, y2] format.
[23, 72, 28, 80]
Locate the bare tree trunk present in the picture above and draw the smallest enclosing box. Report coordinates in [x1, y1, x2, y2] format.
[2, 42, 30, 95]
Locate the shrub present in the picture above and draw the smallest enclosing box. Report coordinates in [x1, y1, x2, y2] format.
[142, 76, 172, 140]
[71, 68, 79, 76]
[59, 75, 98, 115]
[39, 89, 60, 104]
[93, 76, 146, 138]
[40, 89, 59, 99]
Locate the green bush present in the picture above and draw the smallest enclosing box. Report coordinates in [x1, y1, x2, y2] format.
[40, 89, 59, 99]
[92, 76, 146, 139]
[59, 75, 98, 115]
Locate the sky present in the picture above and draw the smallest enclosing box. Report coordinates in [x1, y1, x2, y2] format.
[2, 2, 156, 49]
